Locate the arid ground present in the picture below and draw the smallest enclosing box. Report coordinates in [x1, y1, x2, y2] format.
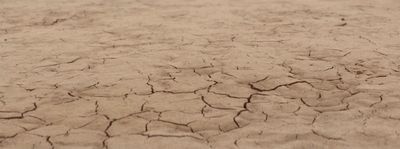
[1, 0, 400, 148]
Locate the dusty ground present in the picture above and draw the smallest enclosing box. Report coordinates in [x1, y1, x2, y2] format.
[1, 0, 400, 148]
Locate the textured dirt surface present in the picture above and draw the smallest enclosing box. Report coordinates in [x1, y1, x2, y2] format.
[1, 0, 400, 148]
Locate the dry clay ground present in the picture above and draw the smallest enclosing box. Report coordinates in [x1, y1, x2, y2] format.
[1, 0, 400, 148]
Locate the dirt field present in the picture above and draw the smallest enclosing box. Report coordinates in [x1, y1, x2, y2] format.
[1, 0, 400, 148]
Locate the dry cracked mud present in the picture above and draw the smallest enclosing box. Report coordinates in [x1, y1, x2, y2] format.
[1, 0, 400, 149]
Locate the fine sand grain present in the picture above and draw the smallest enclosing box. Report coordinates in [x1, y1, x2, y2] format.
[1, 0, 400, 148]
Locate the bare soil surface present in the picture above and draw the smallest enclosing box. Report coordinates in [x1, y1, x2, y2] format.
[1, 0, 400, 148]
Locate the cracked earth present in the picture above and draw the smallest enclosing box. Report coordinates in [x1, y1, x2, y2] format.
[1, 0, 400, 148]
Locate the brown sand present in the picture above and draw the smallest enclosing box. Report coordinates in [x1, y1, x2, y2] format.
[1, 0, 400, 148]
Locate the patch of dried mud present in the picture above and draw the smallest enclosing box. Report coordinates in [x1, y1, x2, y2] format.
[1, 0, 400, 148]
